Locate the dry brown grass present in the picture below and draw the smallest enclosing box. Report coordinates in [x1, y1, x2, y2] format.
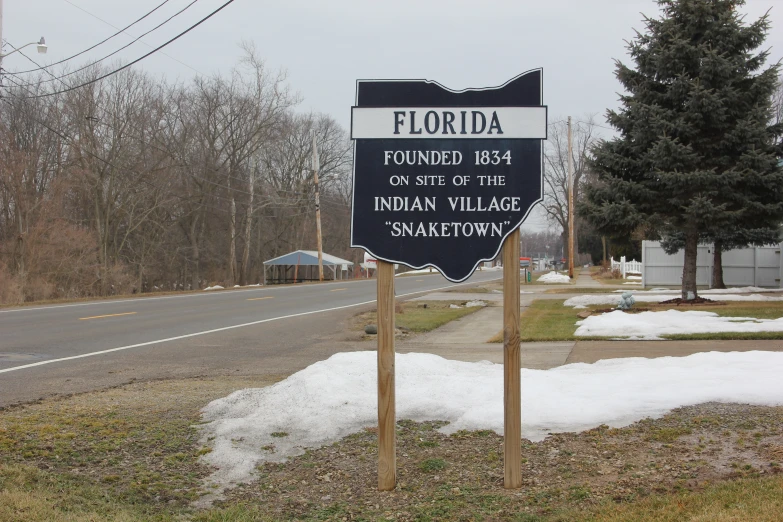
[2, 376, 782, 521]
[355, 300, 484, 334]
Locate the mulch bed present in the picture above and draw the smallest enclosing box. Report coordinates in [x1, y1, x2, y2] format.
[578, 308, 650, 318]
[658, 297, 725, 306]
[595, 307, 650, 314]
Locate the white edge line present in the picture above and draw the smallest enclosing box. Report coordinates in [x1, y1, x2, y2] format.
[0, 277, 501, 375]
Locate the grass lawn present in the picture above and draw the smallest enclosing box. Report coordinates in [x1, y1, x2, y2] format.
[571, 475, 783, 522]
[490, 299, 783, 342]
[0, 376, 280, 521]
[447, 286, 498, 294]
[356, 300, 484, 333]
[594, 277, 643, 285]
[3, 382, 782, 521]
[544, 287, 623, 294]
[489, 299, 591, 342]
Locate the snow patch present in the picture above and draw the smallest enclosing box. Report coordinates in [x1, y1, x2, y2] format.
[576, 309, 783, 339]
[199, 351, 783, 490]
[465, 300, 486, 307]
[203, 285, 224, 291]
[537, 271, 571, 284]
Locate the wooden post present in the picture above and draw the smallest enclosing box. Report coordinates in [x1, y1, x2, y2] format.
[503, 228, 522, 488]
[567, 116, 575, 279]
[313, 133, 324, 282]
[376, 260, 396, 491]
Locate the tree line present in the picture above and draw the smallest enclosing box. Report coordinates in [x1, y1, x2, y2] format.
[0, 45, 354, 304]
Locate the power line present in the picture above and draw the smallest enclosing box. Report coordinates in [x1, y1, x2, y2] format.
[13, 0, 200, 88]
[575, 120, 615, 132]
[61, 0, 205, 76]
[19, 0, 235, 99]
[12, 0, 174, 74]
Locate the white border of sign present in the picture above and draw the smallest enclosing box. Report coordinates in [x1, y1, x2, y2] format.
[351, 106, 547, 139]
[350, 69, 544, 282]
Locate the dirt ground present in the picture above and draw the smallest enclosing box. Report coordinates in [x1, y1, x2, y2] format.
[214, 402, 783, 521]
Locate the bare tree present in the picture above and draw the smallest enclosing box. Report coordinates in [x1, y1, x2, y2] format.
[0, 47, 355, 303]
[542, 116, 598, 259]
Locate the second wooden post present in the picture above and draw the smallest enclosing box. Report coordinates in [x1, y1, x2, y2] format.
[377, 260, 396, 491]
[503, 229, 522, 488]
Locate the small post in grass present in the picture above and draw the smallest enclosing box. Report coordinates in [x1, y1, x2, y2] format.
[503, 228, 522, 488]
[376, 259, 396, 490]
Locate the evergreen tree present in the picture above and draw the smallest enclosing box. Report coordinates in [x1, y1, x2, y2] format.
[581, 0, 783, 299]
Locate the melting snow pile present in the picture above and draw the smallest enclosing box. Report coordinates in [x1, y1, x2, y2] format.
[537, 271, 571, 284]
[465, 300, 487, 307]
[199, 350, 783, 488]
[203, 285, 224, 291]
[576, 309, 783, 339]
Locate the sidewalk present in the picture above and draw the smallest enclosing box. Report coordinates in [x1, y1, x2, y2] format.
[399, 286, 783, 368]
[399, 336, 783, 370]
[394, 279, 783, 369]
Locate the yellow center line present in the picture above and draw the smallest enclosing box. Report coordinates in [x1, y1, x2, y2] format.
[247, 296, 274, 301]
[79, 312, 137, 321]
[330, 288, 347, 292]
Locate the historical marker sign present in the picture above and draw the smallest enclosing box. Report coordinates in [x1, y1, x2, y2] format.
[350, 70, 546, 282]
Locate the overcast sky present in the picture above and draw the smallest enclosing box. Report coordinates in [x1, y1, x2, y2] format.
[4, 0, 783, 231]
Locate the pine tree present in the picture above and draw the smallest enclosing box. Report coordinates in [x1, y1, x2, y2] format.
[581, 0, 783, 299]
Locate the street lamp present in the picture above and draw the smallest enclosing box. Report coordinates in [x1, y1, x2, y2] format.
[0, 37, 47, 59]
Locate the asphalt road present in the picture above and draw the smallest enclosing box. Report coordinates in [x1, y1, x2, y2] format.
[0, 270, 501, 407]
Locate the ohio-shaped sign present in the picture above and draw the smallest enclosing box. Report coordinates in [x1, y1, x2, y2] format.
[350, 70, 546, 282]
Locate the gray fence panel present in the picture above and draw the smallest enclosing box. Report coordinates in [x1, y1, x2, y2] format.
[641, 241, 782, 288]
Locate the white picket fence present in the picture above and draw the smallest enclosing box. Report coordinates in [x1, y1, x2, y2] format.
[610, 256, 642, 278]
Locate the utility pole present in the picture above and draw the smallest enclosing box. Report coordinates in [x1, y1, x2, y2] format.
[567, 116, 575, 279]
[312, 132, 324, 281]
